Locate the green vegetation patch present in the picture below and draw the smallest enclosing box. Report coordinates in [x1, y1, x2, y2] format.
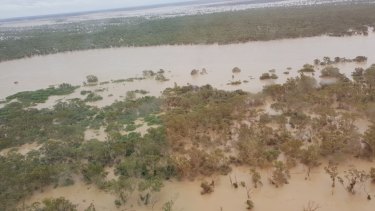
[260, 73, 278, 80]
[84, 93, 103, 102]
[2, 4, 375, 62]
[6, 83, 78, 106]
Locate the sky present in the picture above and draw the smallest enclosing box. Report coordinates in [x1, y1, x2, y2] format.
[0, 0, 192, 19]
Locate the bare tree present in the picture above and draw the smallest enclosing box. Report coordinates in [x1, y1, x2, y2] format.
[338, 167, 369, 194]
[303, 201, 320, 211]
[324, 161, 338, 195]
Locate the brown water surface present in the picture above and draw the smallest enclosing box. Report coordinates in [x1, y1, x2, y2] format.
[1, 32, 375, 100]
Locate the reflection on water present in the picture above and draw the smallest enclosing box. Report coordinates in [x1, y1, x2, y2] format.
[0, 32, 375, 100]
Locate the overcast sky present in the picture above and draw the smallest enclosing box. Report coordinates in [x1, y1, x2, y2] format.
[0, 0, 191, 19]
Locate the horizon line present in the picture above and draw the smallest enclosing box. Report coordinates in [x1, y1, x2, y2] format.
[0, 0, 199, 22]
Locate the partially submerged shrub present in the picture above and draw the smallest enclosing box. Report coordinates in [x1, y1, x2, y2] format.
[270, 161, 290, 187]
[260, 73, 278, 80]
[85, 93, 103, 102]
[227, 80, 242, 85]
[86, 75, 99, 83]
[6, 83, 78, 105]
[338, 168, 369, 194]
[320, 66, 343, 78]
[155, 73, 169, 82]
[143, 70, 156, 77]
[80, 90, 92, 95]
[191, 69, 199, 75]
[250, 168, 262, 188]
[246, 199, 254, 210]
[200, 181, 214, 195]
[370, 168, 375, 183]
[232, 67, 241, 73]
[299, 64, 315, 73]
[353, 56, 368, 63]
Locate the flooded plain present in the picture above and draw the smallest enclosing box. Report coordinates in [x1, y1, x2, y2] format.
[25, 160, 375, 211]
[0, 31, 375, 101]
[1, 30, 375, 211]
[153, 161, 375, 211]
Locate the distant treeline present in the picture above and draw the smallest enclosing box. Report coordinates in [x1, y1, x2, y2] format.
[1, 4, 375, 62]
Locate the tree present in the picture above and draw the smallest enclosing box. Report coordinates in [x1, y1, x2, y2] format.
[299, 64, 315, 73]
[84, 203, 96, 211]
[260, 73, 278, 80]
[338, 168, 369, 194]
[370, 168, 375, 183]
[364, 65, 375, 90]
[86, 75, 98, 83]
[232, 67, 241, 73]
[353, 56, 367, 63]
[246, 199, 254, 210]
[323, 57, 332, 64]
[300, 145, 320, 179]
[200, 181, 214, 194]
[363, 124, 375, 157]
[162, 200, 175, 211]
[191, 69, 199, 75]
[320, 66, 344, 78]
[250, 168, 262, 188]
[270, 161, 290, 187]
[303, 201, 320, 211]
[324, 161, 338, 194]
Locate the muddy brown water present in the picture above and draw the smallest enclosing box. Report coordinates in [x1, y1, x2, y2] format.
[1, 31, 375, 101]
[25, 160, 375, 211]
[2, 32, 375, 210]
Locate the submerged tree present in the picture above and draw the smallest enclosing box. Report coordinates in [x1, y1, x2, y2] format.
[200, 180, 214, 195]
[86, 75, 98, 83]
[300, 145, 320, 179]
[370, 168, 375, 183]
[299, 64, 315, 73]
[303, 201, 320, 211]
[162, 199, 175, 211]
[191, 69, 199, 76]
[338, 168, 369, 194]
[270, 161, 290, 187]
[324, 161, 339, 195]
[363, 124, 375, 157]
[250, 168, 262, 188]
[84, 203, 96, 211]
[232, 67, 241, 73]
[246, 199, 254, 210]
[364, 64, 375, 90]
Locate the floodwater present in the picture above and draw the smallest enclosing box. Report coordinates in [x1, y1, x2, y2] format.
[2, 30, 375, 211]
[25, 160, 375, 211]
[25, 180, 118, 210]
[1, 31, 375, 101]
[152, 161, 375, 211]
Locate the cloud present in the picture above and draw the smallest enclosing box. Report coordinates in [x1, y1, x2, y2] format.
[0, 0, 187, 19]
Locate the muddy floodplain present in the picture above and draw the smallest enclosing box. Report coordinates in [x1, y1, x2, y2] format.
[1, 32, 375, 211]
